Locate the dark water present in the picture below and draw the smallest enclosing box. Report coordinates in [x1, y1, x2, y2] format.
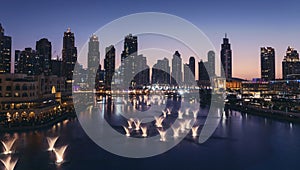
[1, 97, 300, 170]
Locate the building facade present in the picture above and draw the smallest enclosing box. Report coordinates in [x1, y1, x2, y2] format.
[87, 35, 100, 89]
[220, 34, 232, 80]
[261, 47, 275, 81]
[104, 45, 115, 89]
[0, 23, 11, 74]
[171, 51, 182, 86]
[62, 28, 77, 93]
[282, 46, 300, 80]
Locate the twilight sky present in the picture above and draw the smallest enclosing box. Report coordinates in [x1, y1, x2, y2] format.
[1, 0, 300, 79]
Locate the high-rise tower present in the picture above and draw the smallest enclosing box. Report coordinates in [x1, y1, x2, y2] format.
[104, 45, 115, 89]
[0, 23, 11, 74]
[261, 47, 275, 81]
[220, 34, 232, 80]
[282, 46, 300, 80]
[87, 34, 100, 88]
[36, 38, 52, 75]
[62, 28, 77, 92]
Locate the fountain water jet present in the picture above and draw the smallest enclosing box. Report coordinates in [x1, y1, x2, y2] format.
[178, 111, 184, 119]
[127, 119, 133, 129]
[179, 121, 186, 133]
[154, 116, 165, 128]
[157, 129, 167, 142]
[192, 126, 199, 137]
[172, 126, 180, 138]
[134, 119, 141, 130]
[185, 119, 192, 129]
[162, 110, 167, 118]
[1, 138, 16, 155]
[141, 126, 147, 137]
[193, 110, 198, 119]
[185, 108, 190, 116]
[0, 156, 17, 170]
[167, 108, 171, 115]
[123, 126, 131, 137]
[46, 137, 59, 151]
[54, 145, 68, 164]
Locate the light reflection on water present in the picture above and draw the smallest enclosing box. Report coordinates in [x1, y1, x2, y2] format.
[0, 95, 300, 169]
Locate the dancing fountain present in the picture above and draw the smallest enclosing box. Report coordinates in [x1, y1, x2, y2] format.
[167, 108, 171, 115]
[192, 126, 199, 137]
[192, 110, 198, 119]
[185, 108, 190, 116]
[141, 126, 147, 137]
[162, 110, 167, 118]
[154, 116, 165, 128]
[127, 119, 133, 129]
[179, 121, 186, 133]
[46, 137, 59, 151]
[172, 126, 180, 138]
[54, 145, 68, 164]
[178, 111, 184, 119]
[0, 156, 17, 170]
[1, 138, 16, 155]
[185, 119, 192, 129]
[134, 119, 141, 131]
[157, 129, 167, 142]
[123, 126, 131, 137]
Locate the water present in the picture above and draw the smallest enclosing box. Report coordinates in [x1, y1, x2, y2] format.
[1, 96, 300, 170]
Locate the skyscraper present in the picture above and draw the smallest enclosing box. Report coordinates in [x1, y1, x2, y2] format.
[198, 60, 209, 81]
[282, 46, 300, 80]
[120, 34, 138, 87]
[0, 23, 11, 74]
[152, 58, 170, 85]
[133, 54, 150, 86]
[36, 38, 52, 75]
[171, 51, 182, 85]
[220, 34, 232, 80]
[104, 45, 115, 88]
[62, 28, 77, 92]
[15, 48, 38, 75]
[189, 56, 195, 77]
[261, 47, 275, 81]
[207, 50, 215, 76]
[87, 34, 100, 88]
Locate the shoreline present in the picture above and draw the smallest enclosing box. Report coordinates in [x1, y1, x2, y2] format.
[228, 104, 300, 123]
[0, 112, 76, 133]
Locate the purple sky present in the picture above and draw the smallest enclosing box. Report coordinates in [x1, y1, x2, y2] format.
[1, 0, 300, 79]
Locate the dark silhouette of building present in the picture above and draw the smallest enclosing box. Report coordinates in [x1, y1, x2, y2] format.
[221, 34, 232, 80]
[207, 50, 215, 76]
[120, 34, 138, 87]
[282, 46, 300, 80]
[152, 58, 170, 85]
[198, 60, 209, 81]
[62, 28, 77, 93]
[171, 51, 182, 85]
[189, 56, 195, 77]
[36, 38, 52, 75]
[133, 54, 150, 86]
[87, 34, 100, 89]
[104, 45, 115, 89]
[51, 56, 63, 77]
[261, 47, 275, 81]
[14, 50, 21, 73]
[15, 48, 39, 75]
[0, 23, 11, 74]
[184, 56, 196, 85]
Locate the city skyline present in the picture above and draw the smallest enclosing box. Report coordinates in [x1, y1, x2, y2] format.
[1, 0, 300, 79]
[3, 23, 300, 82]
